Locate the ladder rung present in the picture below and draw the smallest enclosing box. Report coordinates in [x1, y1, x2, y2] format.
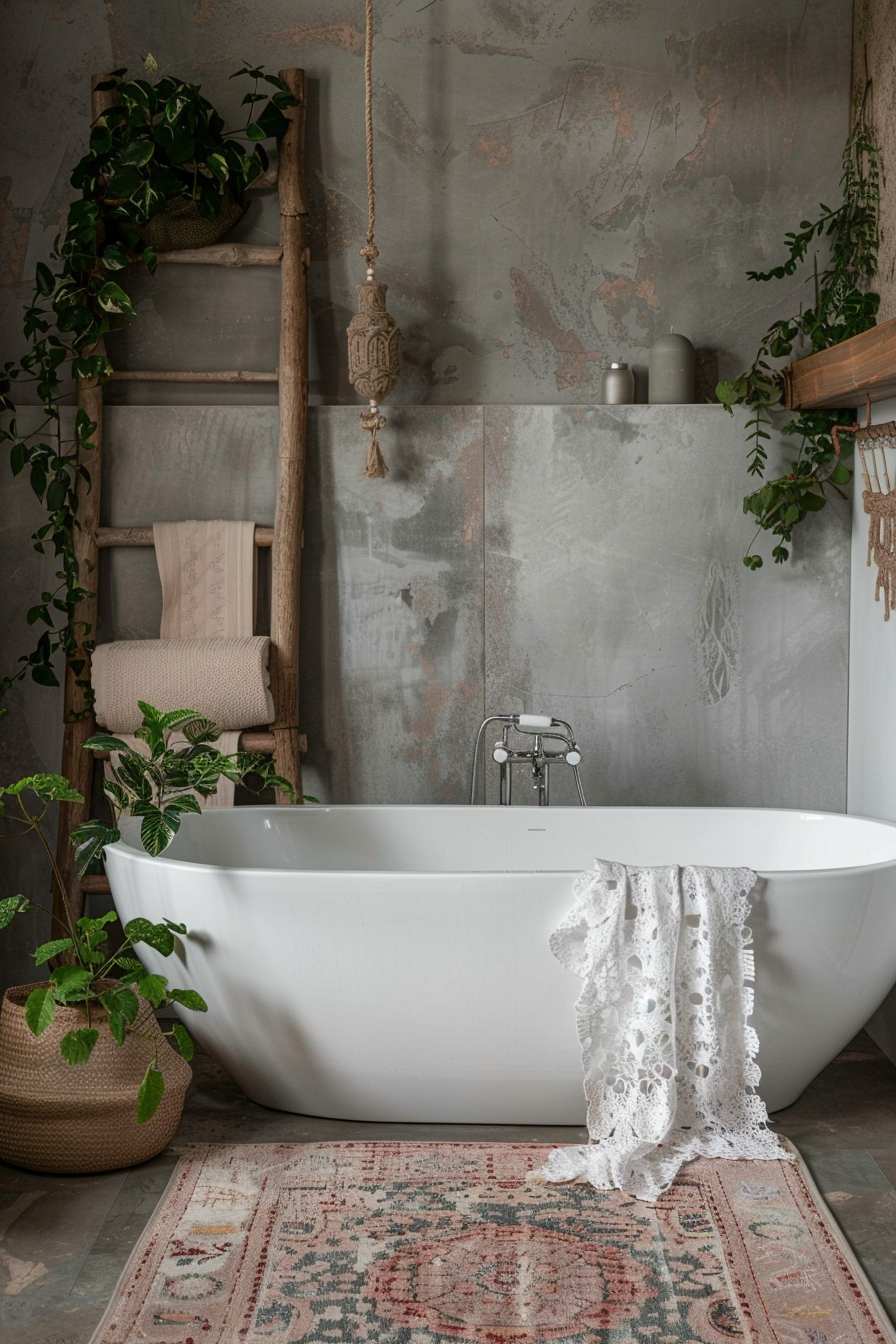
[156, 244, 282, 267]
[91, 731, 307, 759]
[109, 370, 278, 383]
[82, 875, 111, 895]
[95, 526, 274, 548]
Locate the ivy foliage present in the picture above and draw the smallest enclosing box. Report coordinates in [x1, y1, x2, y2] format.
[716, 92, 881, 568]
[0, 61, 297, 713]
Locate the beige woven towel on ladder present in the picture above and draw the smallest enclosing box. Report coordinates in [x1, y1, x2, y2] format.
[96, 521, 268, 808]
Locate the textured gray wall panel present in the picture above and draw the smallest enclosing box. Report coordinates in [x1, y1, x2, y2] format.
[1, 0, 853, 405]
[302, 406, 485, 804]
[484, 406, 849, 810]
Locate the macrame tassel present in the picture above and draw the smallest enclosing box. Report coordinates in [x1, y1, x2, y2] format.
[857, 421, 896, 622]
[361, 405, 389, 479]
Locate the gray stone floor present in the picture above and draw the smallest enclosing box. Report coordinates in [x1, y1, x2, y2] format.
[2, 1033, 895, 1343]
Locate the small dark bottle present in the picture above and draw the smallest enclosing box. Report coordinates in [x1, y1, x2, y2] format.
[601, 361, 635, 405]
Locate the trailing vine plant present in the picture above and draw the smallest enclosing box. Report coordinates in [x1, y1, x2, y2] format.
[716, 90, 881, 568]
[0, 59, 297, 715]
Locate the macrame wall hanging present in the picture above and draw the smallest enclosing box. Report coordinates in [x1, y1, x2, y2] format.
[836, 402, 896, 620]
[346, 0, 402, 479]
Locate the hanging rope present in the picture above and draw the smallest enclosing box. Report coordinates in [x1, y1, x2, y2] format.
[362, 0, 377, 274]
[346, 0, 401, 479]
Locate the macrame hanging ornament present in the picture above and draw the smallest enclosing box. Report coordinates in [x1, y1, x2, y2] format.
[834, 400, 896, 620]
[347, 0, 401, 479]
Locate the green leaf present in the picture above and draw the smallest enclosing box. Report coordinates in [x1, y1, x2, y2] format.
[167, 987, 208, 1013]
[205, 151, 230, 182]
[164, 795, 202, 818]
[3, 773, 83, 803]
[101, 778, 129, 812]
[136, 973, 168, 1007]
[31, 664, 59, 688]
[0, 895, 30, 930]
[169, 1020, 195, 1060]
[105, 163, 144, 198]
[137, 1063, 165, 1123]
[107, 1011, 127, 1045]
[181, 716, 220, 746]
[49, 965, 94, 1002]
[119, 139, 155, 167]
[100, 984, 139, 1020]
[828, 462, 851, 485]
[114, 956, 145, 975]
[139, 808, 177, 856]
[71, 818, 120, 876]
[83, 731, 137, 753]
[24, 985, 56, 1036]
[159, 706, 204, 732]
[254, 102, 290, 140]
[124, 918, 175, 956]
[96, 281, 137, 316]
[60, 1027, 100, 1065]
[35, 262, 56, 297]
[32, 938, 74, 966]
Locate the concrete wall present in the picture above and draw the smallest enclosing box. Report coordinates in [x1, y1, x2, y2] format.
[854, 0, 896, 321]
[2, 0, 852, 405]
[0, 1, 855, 996]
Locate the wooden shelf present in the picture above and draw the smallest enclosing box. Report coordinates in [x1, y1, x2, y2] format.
[784, 315, 896, 410]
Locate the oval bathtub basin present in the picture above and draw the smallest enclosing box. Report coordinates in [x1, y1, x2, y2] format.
[104, 805, 896, 1124]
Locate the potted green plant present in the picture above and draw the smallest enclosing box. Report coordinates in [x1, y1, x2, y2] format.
[716, 92, 880, 569]
[0, 58, 298, 706]
[0, 702, 296, 1173]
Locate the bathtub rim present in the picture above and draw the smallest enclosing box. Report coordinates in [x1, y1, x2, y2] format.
[105, 803, 896, 881]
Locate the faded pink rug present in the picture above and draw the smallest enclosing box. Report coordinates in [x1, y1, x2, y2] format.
[90, 1140, 895, 1343]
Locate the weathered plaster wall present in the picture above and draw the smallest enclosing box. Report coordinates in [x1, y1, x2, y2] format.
[0, 1, 855, 995]
[853, 0, 896, 321]
[2, 0, 852, 403]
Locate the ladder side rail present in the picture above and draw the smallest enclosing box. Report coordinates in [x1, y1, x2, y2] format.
[54, 74, 119, 930]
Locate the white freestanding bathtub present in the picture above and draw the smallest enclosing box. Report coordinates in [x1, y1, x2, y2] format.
[104, 805, 896, 1122]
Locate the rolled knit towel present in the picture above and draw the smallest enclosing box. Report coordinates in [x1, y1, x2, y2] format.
[92, 636, 274, 733]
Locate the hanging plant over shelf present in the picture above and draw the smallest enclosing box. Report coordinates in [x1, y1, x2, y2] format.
[346, 0, 402, 479]
[0, 58, 297, 717]
[716, 86, 881, 569]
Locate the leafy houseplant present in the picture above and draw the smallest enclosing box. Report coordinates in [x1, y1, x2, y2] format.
[0, 703, 297, 1134]
[716, 92, 881, 568]
[0, 59, 298, 709]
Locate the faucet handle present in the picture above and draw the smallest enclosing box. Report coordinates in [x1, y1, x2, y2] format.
[565, 748, 582, 766]
[493, 744, 510, 763]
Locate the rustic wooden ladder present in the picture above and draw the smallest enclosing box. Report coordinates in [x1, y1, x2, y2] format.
[54, 67, 309, 925]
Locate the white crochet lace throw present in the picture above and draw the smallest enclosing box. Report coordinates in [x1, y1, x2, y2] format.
[541, 859, 787, 1203]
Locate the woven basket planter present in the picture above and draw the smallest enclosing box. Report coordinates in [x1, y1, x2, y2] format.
[135, 190, 246, 253]
[0, 983, 192, 1174]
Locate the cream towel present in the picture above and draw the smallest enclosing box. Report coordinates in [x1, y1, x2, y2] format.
[92, 637, 274, 733]
[154, 520, 256, 638]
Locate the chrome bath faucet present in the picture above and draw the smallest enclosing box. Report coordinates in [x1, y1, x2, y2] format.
[470, 713, 586, 806]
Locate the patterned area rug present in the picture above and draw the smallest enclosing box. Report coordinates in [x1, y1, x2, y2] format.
[90, 1140, 896, 1344]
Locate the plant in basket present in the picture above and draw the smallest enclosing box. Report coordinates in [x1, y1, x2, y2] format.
[0, 702, 296, 1173]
